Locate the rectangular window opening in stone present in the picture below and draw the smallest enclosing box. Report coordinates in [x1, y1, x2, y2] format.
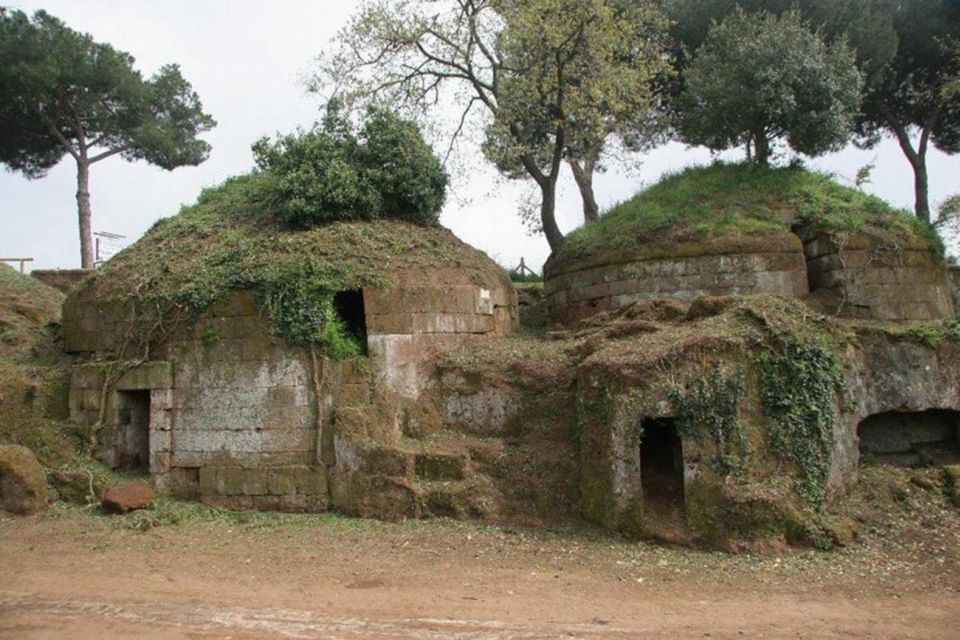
[857, 409, 960, 467]
[639, 417, 685, 513]
[117, 390, 151, 474]
[333, 289, 368, 355]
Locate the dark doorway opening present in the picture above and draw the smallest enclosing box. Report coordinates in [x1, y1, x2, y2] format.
[333, 289, 368, 355]
[640, 418, 685, 513]
[858, 409, 960, 467]
[117, 390, 150, 473]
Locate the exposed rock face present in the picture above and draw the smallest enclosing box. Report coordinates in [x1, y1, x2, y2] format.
[101, 481, 155, 513]
[0, 445, 48, 515]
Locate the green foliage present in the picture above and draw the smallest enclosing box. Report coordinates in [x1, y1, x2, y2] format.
[759, 337, 843, 507]
[858, 0, 960, 154]
[262, 267, 362, 358]
[677, 8, 863, 163]
[557, 162, 939, 262]
[0, 9, 215, 176]
[0, 263, 64, 362]
[900, 321, 960, 350]
[664, 0, 898, 86]
[82, 172, 502, 358]
[508, 270, 542, 285]
[483, 0, 672, 175]
[0, 8, 215, 267]
[317, 0, 673, 252]
[252, 103, 447, 228]
[199, 324, 220, 346]
[668, 363, 749, 477]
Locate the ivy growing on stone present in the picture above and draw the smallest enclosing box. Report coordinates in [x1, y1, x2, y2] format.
[759, 336, 843, 507]
[668, 362, 749, 477]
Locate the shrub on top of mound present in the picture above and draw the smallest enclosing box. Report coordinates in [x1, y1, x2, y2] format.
[61, 104, 459, 359]
[251, 102, 448, 227]
[554, 162, 942, 265]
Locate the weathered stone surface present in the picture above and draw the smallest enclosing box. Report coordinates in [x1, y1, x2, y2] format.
[801, 231, 954, 321]
[31, 269, 94, 294]
[102, 481, 155, 513]
[0, 445, 48, 515]
[116, 362, 173, 390]
[545, 233, 808, 326]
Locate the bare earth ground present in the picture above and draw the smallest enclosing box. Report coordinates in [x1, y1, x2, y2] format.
[0, 504, 958, 640]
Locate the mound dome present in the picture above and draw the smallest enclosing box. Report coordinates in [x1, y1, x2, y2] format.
[545, 163, 951, 324]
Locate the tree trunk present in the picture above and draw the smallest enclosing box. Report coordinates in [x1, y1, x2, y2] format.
[754, 133, 770, 166]
[75, 158, 94, 269]
[889, 121, 932, 223]
[569, 156, 599, 224]
[912, 157, 931, 222]
[539, 179, 565, 254]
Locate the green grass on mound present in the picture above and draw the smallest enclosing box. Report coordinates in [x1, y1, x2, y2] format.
[557, 162, 940, 264]
[76, 173, 507, 356]
[0, 264, 63, 362]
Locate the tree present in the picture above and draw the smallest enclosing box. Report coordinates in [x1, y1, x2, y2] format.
[857, 0, 960, 222]
[252, 102, 448, 227]
[0, 9, 215, 268]
[315, 0, 671, 253]
[676, 9, 863, 165]
[484, 0, 672, 227]
[664, 0, 960, 222]
[663, 0, 897, 86]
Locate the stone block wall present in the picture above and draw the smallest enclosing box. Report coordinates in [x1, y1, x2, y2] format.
[544, 234, 808, 326]
[68, 291, 331, 509]
[802, 232, 954, 321]
[62, 294, 128, 354]
[31, 269, 94, 294]
[66, 282, 519, 511]
[365, 282, 517, 398]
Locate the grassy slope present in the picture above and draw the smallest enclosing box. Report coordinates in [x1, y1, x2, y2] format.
[0, 265, 76, 466]
[0, 264, 63, 362]
[84, 173, 506, 312]
[556, 162, 940, 264]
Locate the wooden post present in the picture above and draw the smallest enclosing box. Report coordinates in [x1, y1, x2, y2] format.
[0, 258, 34, 273]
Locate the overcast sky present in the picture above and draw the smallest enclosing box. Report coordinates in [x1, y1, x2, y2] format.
[1, 0, 958, 273]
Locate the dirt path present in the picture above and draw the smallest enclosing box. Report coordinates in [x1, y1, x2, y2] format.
[1, 508, 958, 639]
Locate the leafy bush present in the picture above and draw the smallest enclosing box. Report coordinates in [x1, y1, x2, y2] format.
[253, 103, 447, 227]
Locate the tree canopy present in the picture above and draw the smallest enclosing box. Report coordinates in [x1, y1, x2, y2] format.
[0, 8, 215, 268]
[663, 0, 960, 223]
[676, 9, 863, 164]
[316, 0, 671, 253]
[252, 103, 448, 227]
[858, 0, 960, 221]
[483, 0, 672, 228]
